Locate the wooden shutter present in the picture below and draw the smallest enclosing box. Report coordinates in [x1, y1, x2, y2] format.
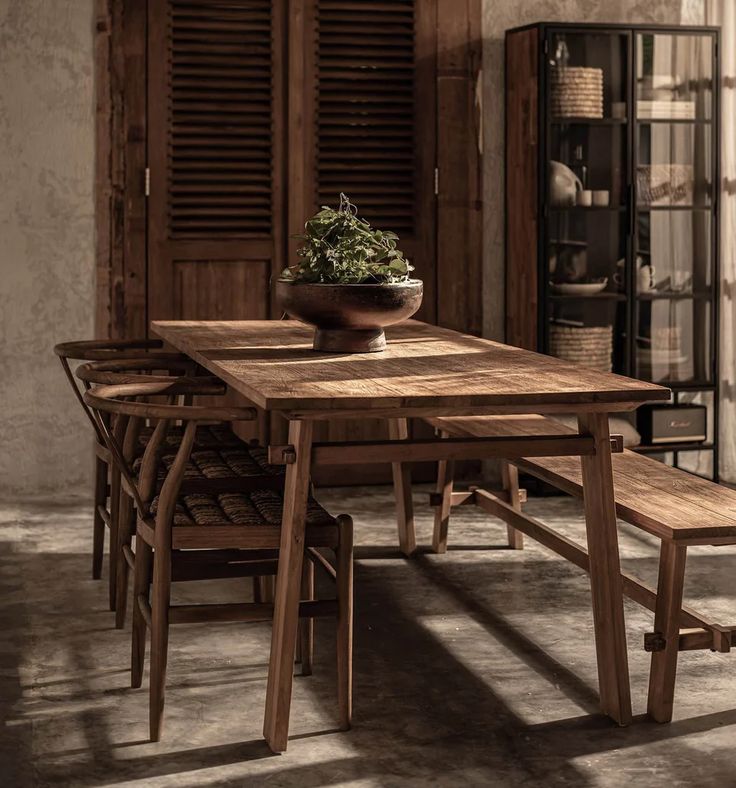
[289, 0, 436, 323]
[147, 0, 285, 323]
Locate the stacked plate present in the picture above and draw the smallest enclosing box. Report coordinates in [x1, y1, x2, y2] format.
[551, 66, 604, 118]
[549, 324, 613, 372]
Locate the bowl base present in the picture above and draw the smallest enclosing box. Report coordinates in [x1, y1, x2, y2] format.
[313, 328, 386, 353]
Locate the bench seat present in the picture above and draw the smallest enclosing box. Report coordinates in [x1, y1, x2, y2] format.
[427, 413, 736, 723]
[428, 414, 736, 546]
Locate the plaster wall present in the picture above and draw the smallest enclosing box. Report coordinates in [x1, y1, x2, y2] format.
[0, 0, 95, 497]
[481, 0, 705, 340]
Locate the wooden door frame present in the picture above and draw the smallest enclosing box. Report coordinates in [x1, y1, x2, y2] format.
[95, 0, 147, 340]
[95, 0, 482, 340]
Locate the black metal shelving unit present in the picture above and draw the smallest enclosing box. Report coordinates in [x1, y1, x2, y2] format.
[507, 22, 721, 480]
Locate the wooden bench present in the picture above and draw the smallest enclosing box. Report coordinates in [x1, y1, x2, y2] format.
[427, 413, 736, 723]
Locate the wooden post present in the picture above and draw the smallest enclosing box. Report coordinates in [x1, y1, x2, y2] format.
[432, 430, 454, 553]
[501, 462, 524, 549]
[578, 412, 632, 725]
[389, 418, 416, 556]
[93, 454, 107, 581]
[647, 541, 688, 723]
[263, 419, 314, 752]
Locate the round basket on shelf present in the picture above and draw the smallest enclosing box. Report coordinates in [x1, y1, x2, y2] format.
[550, 66, 604, 119]
[549, 324, 613, 372]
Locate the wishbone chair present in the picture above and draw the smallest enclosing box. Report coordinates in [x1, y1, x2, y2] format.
[84, 379, 354, 742]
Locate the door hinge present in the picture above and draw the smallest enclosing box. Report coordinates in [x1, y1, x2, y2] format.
[144, 167, 150, 197]
[434, 167, 439, 196]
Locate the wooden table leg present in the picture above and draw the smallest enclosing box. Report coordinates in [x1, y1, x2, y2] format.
[501, 462, 524, 550]
[577, 412, 633, 726]
[432, 430, 454, 554]
[647, 541, 687, 723]
[389, 417, 416, 556]
[263, 419, 314, 753]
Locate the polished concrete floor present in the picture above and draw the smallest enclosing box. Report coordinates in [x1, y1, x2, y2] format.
[2, 485, 736, 787]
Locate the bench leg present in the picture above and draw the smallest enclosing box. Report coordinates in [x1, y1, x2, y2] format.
[578, 412, 632, 726]
[389, 418, 416, 557]
[432, 430, 454, 553]
[502, 462, 524, 549]
[647, 542, 687, 723]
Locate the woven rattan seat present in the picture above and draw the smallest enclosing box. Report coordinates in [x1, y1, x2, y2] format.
[132, 445, 285, 482]
[151, 488, 334, 528]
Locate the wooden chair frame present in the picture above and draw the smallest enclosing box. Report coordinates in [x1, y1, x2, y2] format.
[84, 382, 353, 742]
[54, 338, 192, 604]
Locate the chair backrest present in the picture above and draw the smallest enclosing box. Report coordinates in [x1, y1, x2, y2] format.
[83, 380, 257, 543]
[53, 338, 187, 442]
[76, 356, 197, 387]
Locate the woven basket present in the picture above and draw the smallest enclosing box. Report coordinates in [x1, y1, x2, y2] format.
[550, 66, 604, 119]
[636, 164, 694, 206]
[550, 324, 613, 372]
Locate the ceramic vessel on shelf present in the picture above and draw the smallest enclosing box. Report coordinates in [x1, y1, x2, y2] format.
[550, 278, 608, 296]
[549, 160, 583, 207]
[638, 264, 657, 292]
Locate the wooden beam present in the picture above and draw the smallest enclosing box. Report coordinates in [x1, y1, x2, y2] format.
[473, 489, 717, 633]
[428, 488, 527, 507]
[268, 434, 624, 466]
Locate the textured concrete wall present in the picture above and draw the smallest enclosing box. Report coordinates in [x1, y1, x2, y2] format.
[0, 0, 95, 497]
[481, 0, 704, 340]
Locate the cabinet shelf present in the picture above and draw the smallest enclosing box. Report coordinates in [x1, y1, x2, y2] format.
[549, 293, 626, 301]
[552, 117, 627, 125]
[549, 206, 626, 213]
[635, 441, 714, 454]
[636, 118, 711, 124]
[637, 291, 713, 301]
[637, 205, 712, 212]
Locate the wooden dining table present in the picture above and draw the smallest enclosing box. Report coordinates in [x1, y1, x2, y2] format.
[152, 318, 670, 751]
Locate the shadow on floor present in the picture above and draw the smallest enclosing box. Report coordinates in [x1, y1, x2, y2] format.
[3, 497, 736, 786]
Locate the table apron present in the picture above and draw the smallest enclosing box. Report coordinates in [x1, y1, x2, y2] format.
[268, 433, 624, 466]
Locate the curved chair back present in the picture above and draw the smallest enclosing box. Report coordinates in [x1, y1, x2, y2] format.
[54, 338, 188, 441]
[83, 380, 256, 527]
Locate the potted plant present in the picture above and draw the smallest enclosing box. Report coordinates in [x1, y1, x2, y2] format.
[276, 194, 423, 353]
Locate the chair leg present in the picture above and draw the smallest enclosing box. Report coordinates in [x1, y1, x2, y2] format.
[92, 455, 107, 581]
[108, 467, 121, 610]
[298, 560, 315, 676]
[253, 575, 274, 604]
[335, 515, 354, 730]
[502, 462, 524, 550]
[114, 491, 136, 629]
[149, 549, 171, 742]
[647, 542, 687, 723]
[131, 536, 153, 689]
[432, 430, 454, 554]
[389, 418, 416, 556]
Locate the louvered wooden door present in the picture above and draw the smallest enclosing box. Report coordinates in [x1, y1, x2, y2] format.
[289, 0, 436, 322]
[147, 0, 285, 324]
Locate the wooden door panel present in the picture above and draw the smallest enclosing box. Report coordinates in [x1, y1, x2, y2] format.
[147, 0, 285, 323]
[173, 260, 270, 321]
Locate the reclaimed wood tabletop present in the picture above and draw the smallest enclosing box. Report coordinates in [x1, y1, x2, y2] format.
[152, 319, 670, 414]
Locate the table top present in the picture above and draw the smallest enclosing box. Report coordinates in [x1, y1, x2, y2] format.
[152, 319, 670, 416]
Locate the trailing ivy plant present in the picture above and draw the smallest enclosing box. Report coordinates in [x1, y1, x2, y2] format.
[281, 193, 414, 284]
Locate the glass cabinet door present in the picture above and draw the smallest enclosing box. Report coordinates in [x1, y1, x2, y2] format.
[634, 31, 716, 386]
[544, 30, 630, 375]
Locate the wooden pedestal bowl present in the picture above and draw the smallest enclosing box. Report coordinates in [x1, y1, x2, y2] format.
[275, 279, 424, 353]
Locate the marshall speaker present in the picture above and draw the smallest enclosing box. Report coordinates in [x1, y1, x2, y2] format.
[637, 404, 707, 446]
